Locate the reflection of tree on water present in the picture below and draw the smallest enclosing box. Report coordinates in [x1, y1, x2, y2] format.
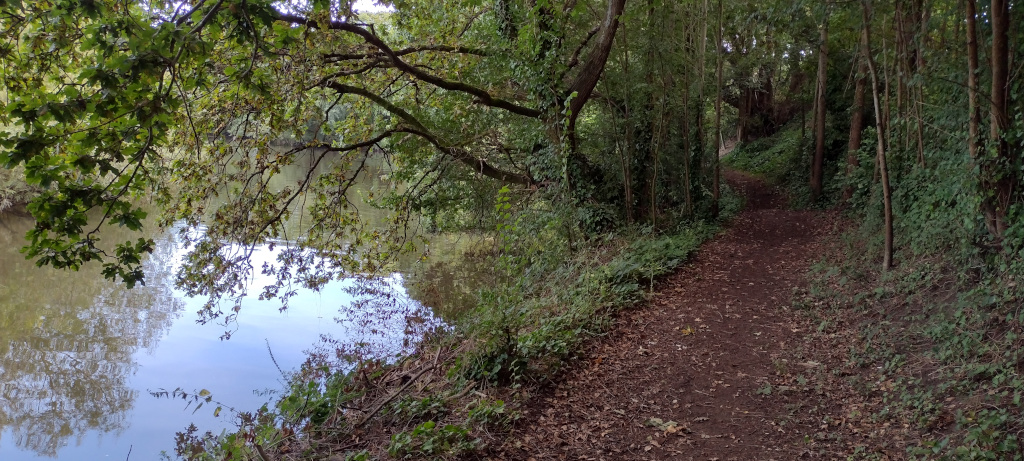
[0, 214, 184, 457]
[402, 244, 497, 322]
[338, 275, 441, 357]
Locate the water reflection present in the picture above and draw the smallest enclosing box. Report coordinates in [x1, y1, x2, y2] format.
[0, 210, 443, 459]
[0, 215, 184, 457]
[0, 148, 477, 459]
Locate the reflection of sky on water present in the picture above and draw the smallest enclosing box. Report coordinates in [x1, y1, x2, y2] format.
[0, 215, 437, 460]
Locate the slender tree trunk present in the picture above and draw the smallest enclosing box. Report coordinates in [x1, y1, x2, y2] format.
[881, 22, 892, 154]
[647, 0, 662, 226]
[914, 0, 928, 167]
[966, 0, 982, 161]
[621, 29, 634, 225]
[683, 83, 694, 216]
[862, 0, 894, 271]
[845, 57, 868, 202]
[696, 0, 708, 214]
[895, 1, 907, 151]
[712, 0, 723, 218]
[682, 21, 694, 216]
[801, 69, 807, 156]
[914, 86, 926, 167]
[811, 11, 829, 201]
[985, 0, 1013, 238]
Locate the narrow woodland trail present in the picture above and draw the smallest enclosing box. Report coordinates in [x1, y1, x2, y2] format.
[493, 171, 841, 460]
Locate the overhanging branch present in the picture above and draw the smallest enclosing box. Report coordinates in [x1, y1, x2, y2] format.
[277, 13, 543, 118]
[324, 44, 489, 62]
[324, 81, 533, 186]
[565, 0, 627, 128]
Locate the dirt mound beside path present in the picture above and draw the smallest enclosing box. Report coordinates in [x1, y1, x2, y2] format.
[490, 171, 841, 460]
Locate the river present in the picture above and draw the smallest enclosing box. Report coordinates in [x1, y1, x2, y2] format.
[0, 151, 473, 459]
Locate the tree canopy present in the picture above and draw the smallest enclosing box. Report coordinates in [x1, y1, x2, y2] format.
[3, 0, 1022, 321]
[0, 0, 654, 321]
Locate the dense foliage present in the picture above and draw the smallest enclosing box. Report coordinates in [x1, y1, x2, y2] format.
[3, 0, 1024, 458]
[0, 0, 728, 324]
[725, 0, 1024, 457]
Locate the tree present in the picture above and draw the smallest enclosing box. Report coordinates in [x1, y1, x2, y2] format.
[810, 5, 829, 201]
[966, 0, 982, 165]
[860, 0, 893, 270]
[0, 0, 638, 321]
[712, 0, 723, 217]
[982, 0, 1016, 240]
[844, 56, 867, 202]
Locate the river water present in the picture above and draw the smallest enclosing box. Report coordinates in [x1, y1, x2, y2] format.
[0, 152, 468, 459]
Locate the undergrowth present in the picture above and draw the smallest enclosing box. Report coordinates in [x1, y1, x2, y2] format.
[729, 110, 1024, 459]
[748, 122, 1024, 459]
[723, 118, 844, 209]
[807, 237, 1024, 460]
[171, 186, 742, 460]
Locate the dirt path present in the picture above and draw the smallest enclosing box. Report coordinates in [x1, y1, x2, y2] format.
[492, 171, 840, 460]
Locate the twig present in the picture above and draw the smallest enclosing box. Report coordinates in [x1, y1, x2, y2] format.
[356, 363, 437, 427]
[254, 442, 273, 461]
[447, 381, 478, 403]
[265, 339, 286, 380]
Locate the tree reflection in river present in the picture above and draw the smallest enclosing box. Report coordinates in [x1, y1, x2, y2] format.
[0, 149, 476, 459]
[339, 275, 442, 354]
[0, 214, 184, 457]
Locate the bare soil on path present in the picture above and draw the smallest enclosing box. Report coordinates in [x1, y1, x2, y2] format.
[490, 171, 847, 460]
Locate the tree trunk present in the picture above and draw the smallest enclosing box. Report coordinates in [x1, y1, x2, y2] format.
[811, 14, 828, 201]
[966, 0, 982, 161]
[620, 29, 634, 225]
[736, 67, 776, 142]
[683, 83, 694, 216]
[844, 57, 868, 202]
[914, 85, 926, 167]
[712, 0, 723, 218]
[914, 0, 928, 167]
[682, 21, 694, 216]
[983, 0, 1014, 239]
[862, 0, 894, 271]
[696, 0, 708, 215]
[565, 0, 627, 132]
[881, 22, 892, 154]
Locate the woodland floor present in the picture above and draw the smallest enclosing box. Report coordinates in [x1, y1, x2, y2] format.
[485, 171, 890, 460]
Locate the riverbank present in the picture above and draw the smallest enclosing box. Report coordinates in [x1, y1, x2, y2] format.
[174, 190, 743, 460]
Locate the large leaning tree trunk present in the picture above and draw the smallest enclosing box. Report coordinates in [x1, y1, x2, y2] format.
[565, 0, 628, 140]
